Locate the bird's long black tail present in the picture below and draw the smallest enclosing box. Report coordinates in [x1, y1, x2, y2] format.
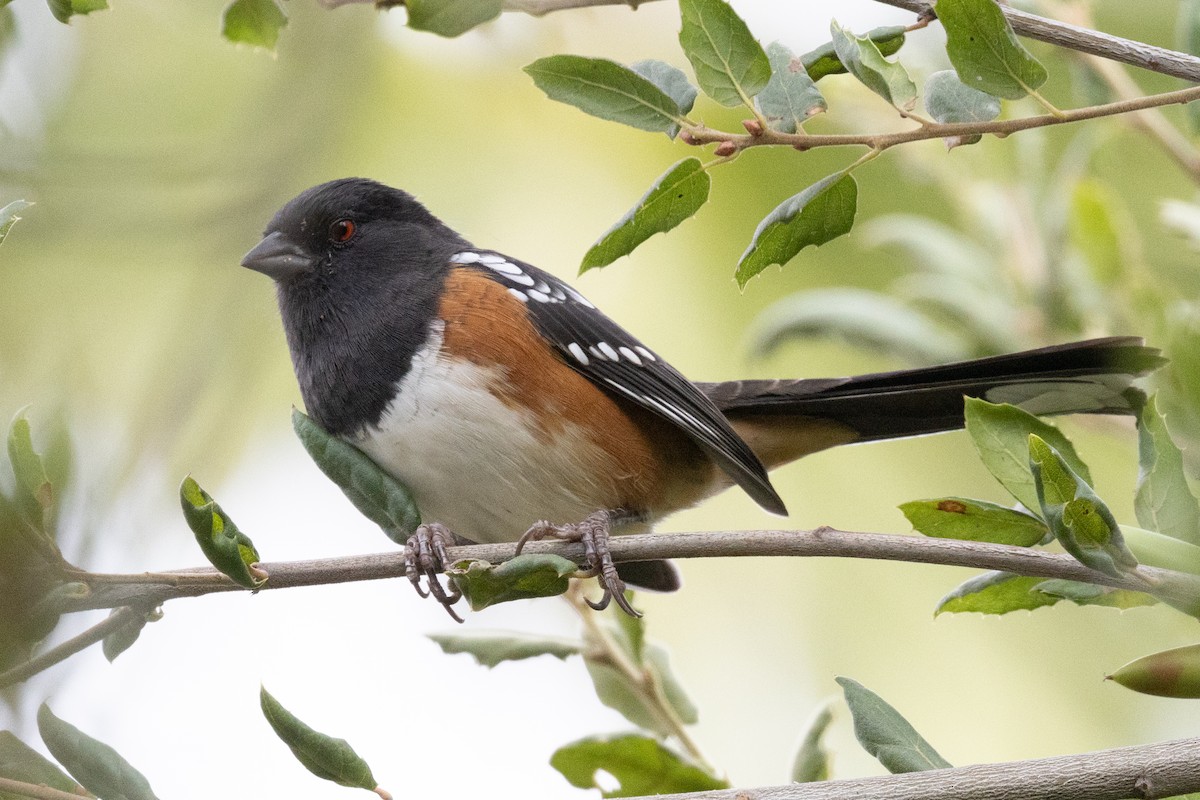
[701, 337, 1163, 469]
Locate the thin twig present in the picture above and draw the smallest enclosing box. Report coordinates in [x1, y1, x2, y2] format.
[0, 606, 144, 690]
[0, 777, 89, 800]
[872, 0, 1200, 83]
[684, 84, 1200, 153]
[622, 735, 1200, 800]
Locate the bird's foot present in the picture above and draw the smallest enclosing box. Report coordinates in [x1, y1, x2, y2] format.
[404, 522, 466, 623]
[516, 510, 638, 617]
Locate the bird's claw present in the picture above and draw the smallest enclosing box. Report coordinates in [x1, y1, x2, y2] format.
[517, 510, 639, 617]
[404, 522, 464, 623]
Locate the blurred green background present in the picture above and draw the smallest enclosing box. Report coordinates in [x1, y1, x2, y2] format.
[2, 1, 1200, 797]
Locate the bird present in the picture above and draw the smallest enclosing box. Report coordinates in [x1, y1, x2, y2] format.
[242, 177, 1163, 620]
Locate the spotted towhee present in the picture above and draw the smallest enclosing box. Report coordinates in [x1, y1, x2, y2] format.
[242, 177, 1163, 619]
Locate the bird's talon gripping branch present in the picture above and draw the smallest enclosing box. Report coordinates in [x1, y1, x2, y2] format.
[518, 511, 639, 617]
[405, 522, 464, 622]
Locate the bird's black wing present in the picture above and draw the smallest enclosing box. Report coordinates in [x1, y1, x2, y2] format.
[451, 250, 786, 515]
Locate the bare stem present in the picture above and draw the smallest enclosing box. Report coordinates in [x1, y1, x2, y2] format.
[0, 777, 90, 800]
[0, 605, 145, 689]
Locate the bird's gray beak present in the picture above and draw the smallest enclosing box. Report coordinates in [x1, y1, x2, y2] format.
[241, 231, 318, 281]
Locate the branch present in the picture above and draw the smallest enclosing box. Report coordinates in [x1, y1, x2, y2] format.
[684, 84, 1200, 154]
[0, 606, 144, 690]
[872, 0, 1200, 83]
[625, 735, 1200, 800]
[68, 527, 1200, 611]
[0, 777, 90, 800]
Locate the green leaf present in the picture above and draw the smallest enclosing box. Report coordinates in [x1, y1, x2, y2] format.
[1029, 434, 1138, 579]
[1069, 180, 1126, 286]
[756, 42, 825, 133]
[260, 687, 381, 793]
[180, 476, 266, 590]
[937, 0, 1048, 100]
[45, 0, 106, 23]
[447, 554, 576, 611]
[901, 497, 1047, 546]
[837, 677, 951, 773]
[800, 26, 906, 82]
[791, 701, 833, 783]
[524, 55, 684, 134]
[293, 410, 420, 543]
[427, 631, 581, 667]
[923, 70, 1000, 148]
[677, 0, 770, 107]
[551, 734, 728, 798]
[736, 173, 857, 287]
[1135, 395, 1200, 545]
[102, 608, 158, 663]
[1108, 644, 1200, 698]
[37, 703, 161, 800]
[0, 731, 85, 797]
[405, 0, 501, 37]
[963, 398, 1091, 513]
[581, 158, 710, 272]
[830, 21, 917, 111]
[0, 200, 31, 248]
[936, 571, 1063, 615]
[1121, 525, 1200, 575]
[221, 0, 286, 51]
[584, 642, 697, 736]
[630, 59, 697, 138]
[750, 288, 972, 364]
[8, 410, 53, 525]
[1032, 579, 1157, 610]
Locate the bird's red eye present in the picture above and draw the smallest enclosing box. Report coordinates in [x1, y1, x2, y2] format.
[330, 219, 356, 243]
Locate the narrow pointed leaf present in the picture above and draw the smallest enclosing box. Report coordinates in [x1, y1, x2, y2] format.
[260, 687, 382, 792]
[0, 200, 31, 248]
[837, 677, 951, 773]
[937, 0, 1048, 100]
[678, 0, 770, 107]
[830, 21, 917, 111]
[1135, 395, 1200, 545]
[8, 411, 53, 523]
[221, 0, 286, 51]
[1030, 434, 1138, 579]
[901, 497, 1047, 546]
[428, 631, 581, 667]
[37, 704, 160, 800]
[963, 398, 1090, 513]
[936, 571, 1063, 615]
[1032, 579, 1156, 610]
[293, 409, 419, 543]
[180, 476, 266, 589]
[525, 55, 683, 133]
[791, 701, 833, 783]
[0, 731, 85, 797]
[756, 42, 826, 133]
[801, 26, 906, 82]
[583, 642, 696, 735]
[581, 158, 710, 272]
[447, 554, 576, 611]
[630, 59, 696, 138]
[1109, 644, 1200, 698]
[737, 173, 857, 287]
[405, 0, 501, 37]
[923, 70, 1000, 148]
[551, 734, 728, 797]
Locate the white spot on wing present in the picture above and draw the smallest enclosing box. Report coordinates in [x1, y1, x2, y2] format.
[507, 288, 529, 303]
[508, 272, 535, 287]
[527, 289, 551, 303]
[567, 343, 589, 365]
[634, 346, 656, 362]
[566, 287, 596, 309]
[597, 342, 620, 361]
[478, 253, 507, 265]
[588, 345, 607, 361]
[618, 346, 642, 366]
[451, 251, 480, 264]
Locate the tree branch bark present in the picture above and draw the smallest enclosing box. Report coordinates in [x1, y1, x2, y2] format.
[626, 736, 1200, 800]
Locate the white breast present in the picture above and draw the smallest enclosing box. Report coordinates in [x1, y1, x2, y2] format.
[350, 322, 632, 544]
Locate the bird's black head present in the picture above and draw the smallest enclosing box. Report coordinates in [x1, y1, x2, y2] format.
[241, 177, 468, 285]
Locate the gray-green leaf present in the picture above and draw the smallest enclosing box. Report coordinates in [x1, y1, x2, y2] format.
[428, 631, 581, 667]
[293, 409, 420, 543]
[525, 55, 684, 134]
[791, 701, 833, 783]
[1135, 395, 1200, 545]
[584, 642, 696, 736]
[221, 0, 286, 51]
[0, 731, 85, 797]
[737, 173, 857, 287]
[581, 158, 710, 272]
[8, 410, 53, 526]
[405, 0, 501, 37]
[837, 677, 952, 773]
[923, 70, 1000, 148]
[447, 554, 576, 610]
[551, 734, 728, 797]
[260, 687, 381, 793]
[0, 200, 31, 248]
[38, 703, 160, 800]
[901, 497, 1047, 546]
[677, 0, 770, 108]
[630, 59, 697, 138]
[756, 42, 825, 133]
[963, 397, 1091, 513]
[801, 26, 906, 82]
[937, 0, 1048, 100]
[830, 21, 917, 112]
